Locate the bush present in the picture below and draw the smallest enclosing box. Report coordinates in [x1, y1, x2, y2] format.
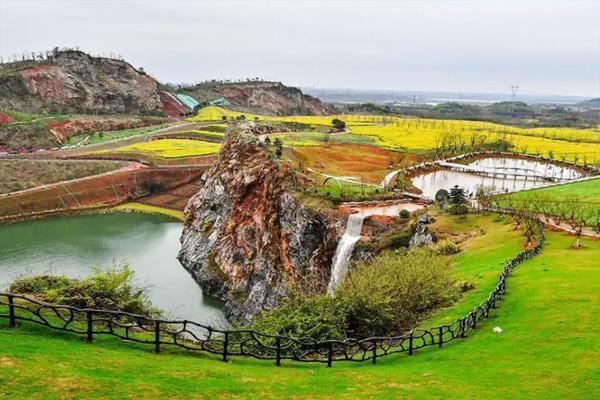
[380, 229, 412, 250]
[399, 209, 411, 219]
[246, 292, 346, 341]
[434, 239, 462, 255]
[336, 249, 457, 336]
[247, 249, 458, 339]
[9, 264, 160, 317]
[448, 204, 468, 215]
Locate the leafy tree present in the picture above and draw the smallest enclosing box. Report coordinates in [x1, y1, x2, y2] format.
[449, 185, 467, 206]
[273, 138, 283, 159]
[331, 118, 346, 130]
[435, 189, 450, 205]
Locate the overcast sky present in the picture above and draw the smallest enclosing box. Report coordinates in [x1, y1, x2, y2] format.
[0, 0, 599, 97]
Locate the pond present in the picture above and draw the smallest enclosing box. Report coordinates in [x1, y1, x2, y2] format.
[412, 157, 582, 199]
[0, 212, 224, 325]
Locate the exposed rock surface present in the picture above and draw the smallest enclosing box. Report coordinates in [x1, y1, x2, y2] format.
[180, 81, 330, 116]
[409, 214, 435, 248]
[0, 50, 162, 115]
[178, 132, 339, 322]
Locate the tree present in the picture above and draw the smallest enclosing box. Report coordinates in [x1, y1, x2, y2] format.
[435, 189, 450, 205]
[449, 185, 467, 206]
[264, 136, 271, 146]
[273, 138, 283, 159]
[331, 119, 346, 131]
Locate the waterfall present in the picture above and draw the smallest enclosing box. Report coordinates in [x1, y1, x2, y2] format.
[327, 213, 365, 293]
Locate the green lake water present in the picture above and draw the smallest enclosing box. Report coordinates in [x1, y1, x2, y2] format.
[0, 212, 224, 324]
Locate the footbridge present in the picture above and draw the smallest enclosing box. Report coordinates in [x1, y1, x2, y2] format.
[436, 161, 575, 182]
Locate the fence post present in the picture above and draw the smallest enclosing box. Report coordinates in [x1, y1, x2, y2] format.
[327, 342, 333, 368]
[408, 330, 414, 356]
[438, 326, 443, 348]
[86, 311, 93, 342]
[222, 331, 229, 362]
[372, 340, 377, 364]
[154, 321, 161, 353]
[275, 336, 281, 367]
[7, 295, 16, 328]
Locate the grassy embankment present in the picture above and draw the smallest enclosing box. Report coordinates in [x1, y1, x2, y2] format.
[506, 177, 600, 203]
[1, 214, 598, 399]
[190, 106, 600, 163]
[63, 124, 169, 146]
[113, 202, 184, 221]
[0, 159, 122, 194]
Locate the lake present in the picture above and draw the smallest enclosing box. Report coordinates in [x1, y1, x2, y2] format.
[0, 212, 224, 324]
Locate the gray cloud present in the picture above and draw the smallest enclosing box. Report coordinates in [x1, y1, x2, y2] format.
[0, 0, 598, 96]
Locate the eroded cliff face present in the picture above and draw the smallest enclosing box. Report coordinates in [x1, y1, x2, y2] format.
[178, 133, 339, 322]
[182, 81, 330, 116]
[0, 50, 162, 115]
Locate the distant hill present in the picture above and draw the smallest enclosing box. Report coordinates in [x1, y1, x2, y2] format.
[176, 81, 329, 116]
[0, 50, 162, 115]
[0, 49, 328, 117]
[487, 101, 535, 115]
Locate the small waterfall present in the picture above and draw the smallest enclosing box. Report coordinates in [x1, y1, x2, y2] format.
[327, 213, 365, 293]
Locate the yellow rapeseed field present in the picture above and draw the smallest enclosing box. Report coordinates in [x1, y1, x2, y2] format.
[111, 139, 221, 158]
[189, 106, 600, 162]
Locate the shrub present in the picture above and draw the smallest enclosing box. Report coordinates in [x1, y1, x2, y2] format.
[380, 229, 412, 250]
[399, 209, 411, 219]
[336, 249, 457, 336]
[247, 249, 458, 339]
[448, 204, 468, 215]
[434, 239, 462, 255]
[247, 292, 346, 341]
[435, 189, 449, 204]
[9, 264, 160, 317]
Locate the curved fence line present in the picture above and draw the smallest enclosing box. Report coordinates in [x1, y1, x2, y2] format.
[0, 222, 544, 367]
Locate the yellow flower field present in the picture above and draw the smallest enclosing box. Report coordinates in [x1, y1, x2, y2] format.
[110, 139, 221, 158]
[189, 106, 600, 162]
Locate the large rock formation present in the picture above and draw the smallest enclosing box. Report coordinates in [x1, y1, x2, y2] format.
[178, 132, 339, 322]
[180, 81, 330, 116]
[0, 50, 162, 115]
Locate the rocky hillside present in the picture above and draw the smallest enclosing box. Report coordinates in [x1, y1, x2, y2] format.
[178, 130, 340, 322]
[0, 50, 162, 115]
[178, 81, 329, 116]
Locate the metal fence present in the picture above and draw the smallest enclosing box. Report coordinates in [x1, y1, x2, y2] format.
[0, 225, 544, 367]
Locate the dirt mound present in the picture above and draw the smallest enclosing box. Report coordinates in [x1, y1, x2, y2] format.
[48, 116, 164, 143]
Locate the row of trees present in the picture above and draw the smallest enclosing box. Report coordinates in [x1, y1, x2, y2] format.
[480, 193, 600, 248]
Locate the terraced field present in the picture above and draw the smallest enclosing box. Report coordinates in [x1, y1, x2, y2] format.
[103, 138, 221, 158]
[190, 106, 600, 162]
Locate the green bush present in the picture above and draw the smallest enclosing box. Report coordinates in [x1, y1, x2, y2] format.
[434, 239, 462, 255]
[448, 204, 468, 215]
[399, 209, 411, 219]
[247, 249, 457, 339]
[380, 229, 412, 250]
[9, 264, 160, 317]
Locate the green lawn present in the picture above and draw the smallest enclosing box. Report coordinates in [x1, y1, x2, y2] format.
[0, 215, 598, 399]
[508, 177, 600, 203]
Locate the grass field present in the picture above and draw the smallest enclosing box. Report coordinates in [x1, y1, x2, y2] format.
[189, 106, 600, 162]
[106, 139, 221, 158]
[507, 177, 600, 203]
[63, 124, 168, 146]
[1, 215, 598, 399]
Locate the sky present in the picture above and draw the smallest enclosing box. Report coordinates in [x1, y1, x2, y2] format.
[0, 0, 599, 97]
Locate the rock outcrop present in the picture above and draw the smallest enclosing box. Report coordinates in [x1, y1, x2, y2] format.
[180, 81, 330, 116]
[178, 131, 339, 322]
[409, 214, 435, 248]
[0, 50, 162, 115]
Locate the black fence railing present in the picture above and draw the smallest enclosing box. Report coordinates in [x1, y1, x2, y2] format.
[0, 224, 544, 367]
